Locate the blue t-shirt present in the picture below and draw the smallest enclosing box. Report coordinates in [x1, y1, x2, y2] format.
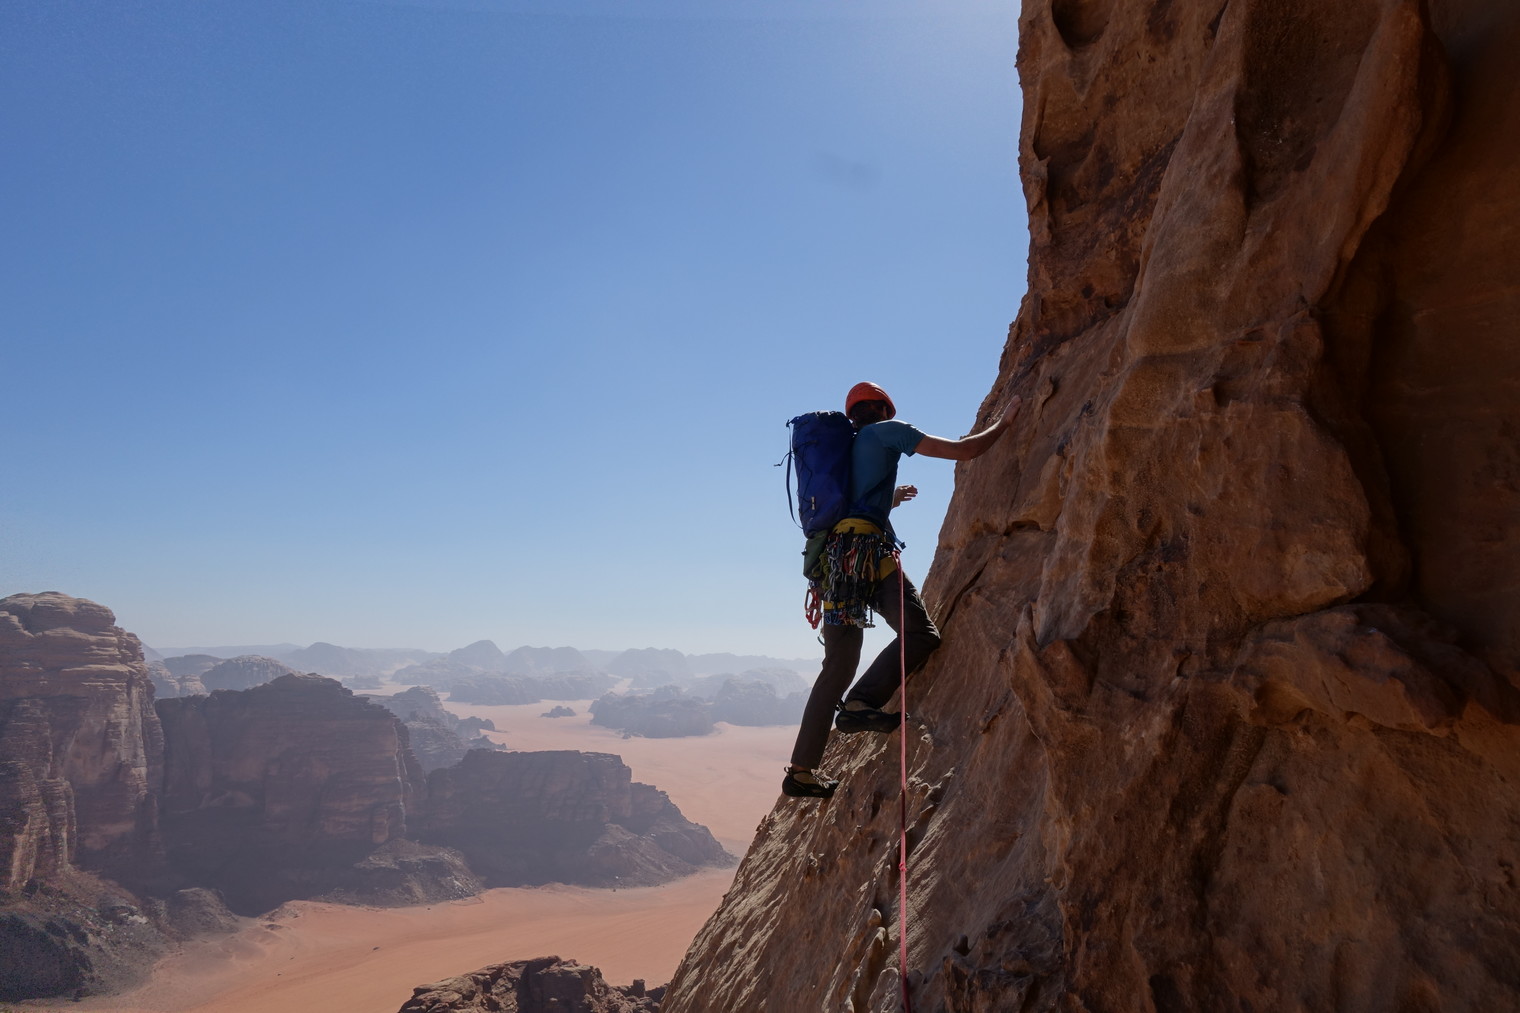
[849, 419, 925, 531]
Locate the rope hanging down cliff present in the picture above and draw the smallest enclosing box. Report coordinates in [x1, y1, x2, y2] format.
[895, 546, 912, 1013]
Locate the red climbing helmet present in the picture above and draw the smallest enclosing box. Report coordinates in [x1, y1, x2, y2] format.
[845, 381, 896, 420]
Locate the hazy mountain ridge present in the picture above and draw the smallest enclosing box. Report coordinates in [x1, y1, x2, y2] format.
[148, 639, 820, 688]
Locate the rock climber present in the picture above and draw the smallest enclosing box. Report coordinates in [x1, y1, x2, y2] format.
[783, 381, 1021, 798]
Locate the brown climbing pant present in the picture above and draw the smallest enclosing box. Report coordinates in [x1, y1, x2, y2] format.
[789, 568, 941, 769]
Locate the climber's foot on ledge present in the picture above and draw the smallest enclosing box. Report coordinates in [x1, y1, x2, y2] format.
[834, 702, 902, 734]
[782, 767, 839, 799]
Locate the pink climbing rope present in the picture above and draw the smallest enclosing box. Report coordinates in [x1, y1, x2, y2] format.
[895, 550, 912, 1013]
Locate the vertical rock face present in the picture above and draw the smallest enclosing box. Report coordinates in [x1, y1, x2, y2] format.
[418, 750, 733, 887]
[664, 2, 1520, 1012]
[156, 673, 429, 912]
[0, 593, 162, 890]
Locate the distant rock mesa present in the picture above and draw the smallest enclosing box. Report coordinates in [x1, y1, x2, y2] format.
[662, 2, 1520, 1011]
[419, 750, 732, 888]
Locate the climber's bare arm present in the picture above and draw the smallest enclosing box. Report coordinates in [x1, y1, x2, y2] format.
[915, 395, 1021, 461]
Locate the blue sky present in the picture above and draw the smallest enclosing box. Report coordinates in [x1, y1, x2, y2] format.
[1, 0, 1026, 658]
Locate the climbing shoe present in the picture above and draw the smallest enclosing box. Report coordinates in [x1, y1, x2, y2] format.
[834, 704, 902, 734]
[782, 768, 839, 799]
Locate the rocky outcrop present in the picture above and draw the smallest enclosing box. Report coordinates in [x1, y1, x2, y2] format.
[590, 682, 804, 733]
[449, 640, 510, 672]
[307, 837, 482, 907]
[393, 657, 484, 687]
[662, 2, 1520, 1012]
[147, 660, 206, 699]
[445, 673, 615, 705]
[0, 872, 170, 1002]
[418, 750, 732, 888]
[706, 679, 806, 727]
[161, 654, 222, 681]
[159, 885, 242, 938]
[400, 957, 661, 1013]
[0, 878, 239, 1002]
[0, 593, 162, 890]
[199, 654, 297, 692]
[688, 667, 809, 699]
[154, 674, 453, 913]
[368, 686, 502, 772]
[589, 689, 715, 738]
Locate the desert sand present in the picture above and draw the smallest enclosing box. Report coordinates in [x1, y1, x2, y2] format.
[35, 697, 799, 1013]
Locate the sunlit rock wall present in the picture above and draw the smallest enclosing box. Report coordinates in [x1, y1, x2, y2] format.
[663, 1, 1520, 1010]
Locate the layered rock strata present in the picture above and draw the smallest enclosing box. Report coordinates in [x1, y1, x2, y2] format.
[418, 750, 733, 887]
[662, 1, 1520, 1011]
[0, 593, 162, 890]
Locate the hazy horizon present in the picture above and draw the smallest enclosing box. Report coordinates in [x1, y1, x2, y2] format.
[146, 634, 821, 663]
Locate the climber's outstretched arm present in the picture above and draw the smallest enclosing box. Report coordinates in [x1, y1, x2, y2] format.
[915, 394, 1021, 461]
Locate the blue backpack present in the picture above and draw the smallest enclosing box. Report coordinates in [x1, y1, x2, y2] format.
[785, 411, 855, 537]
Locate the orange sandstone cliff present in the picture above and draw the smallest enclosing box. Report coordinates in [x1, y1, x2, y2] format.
[660, 1, 1520, 1010]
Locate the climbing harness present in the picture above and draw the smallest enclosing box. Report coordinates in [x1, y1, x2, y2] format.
[895, 549, 912, 1013]
[806, 520, 898, 629]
